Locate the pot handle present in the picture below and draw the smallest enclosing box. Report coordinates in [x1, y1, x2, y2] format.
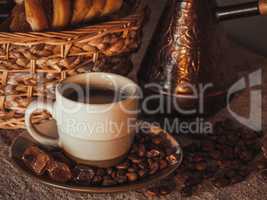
[216, 0, 267, 21]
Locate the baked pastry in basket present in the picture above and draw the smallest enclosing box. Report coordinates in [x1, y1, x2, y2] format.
[9, 0, 124, 31]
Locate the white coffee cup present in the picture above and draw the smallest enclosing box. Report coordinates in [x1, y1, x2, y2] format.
[25, 73, 140, 167]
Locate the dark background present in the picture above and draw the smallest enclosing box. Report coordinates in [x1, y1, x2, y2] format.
[218, 0, 267, 56]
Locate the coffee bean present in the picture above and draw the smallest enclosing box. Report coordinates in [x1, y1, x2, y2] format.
[195, 162, 207, 171]
[146, 182, 176, 197]
[144, 188, 159, 198]
[136, 136, 145, 144]
[216, 135, 227, 145]
[202, 141, 215, 152]
[241, 131, 258, 140]
[146, 149, 161, 158]
[213, 177, 230, 187]
[148, 160, 159, 175]
[73, 165, 95, 183]
[165, 147, 177, 156]
[226, 134, 240, 144]
[239, 151, 254, 162]
[116, 161, 130, 170]
[159, 186, 173, 195]
[210, 151, 221, 160]
[159, 160, 168, 170]
[217, 160, 232, 169]
[128, 154, 142, 164]
[152, 136, 162, 145]
[126, 172, 138, 182]
[139, 169, 148, 177]
[229, 160, 241, 170]
[256, 161, 267, 170]
[138, 144, 146, 157]
[138, 161, 148, 170]
[116, 170, 128, 184]
[102, 176, 117, 186]
[238, 167, 250, 177]
[222, 147, 235, 160]
[107, 168, 114, 175]
[135, 163, 141, 169]
[130, 144, 139, 154]
[185, 174, 202, 187]
[96, 168, 106, 176]
[181, 186, 194, 197]
[91, 176, 103, 185]
[111, 171, 117, 179]
[192, 154, 205, 162]
[225, 169, 236, 179]
[166, 154, 179, 165]
[230, 175, 245, 184]
[128, 167, 136, 173]
[261, 169, 267, 181]
[204, 170, 216, 178]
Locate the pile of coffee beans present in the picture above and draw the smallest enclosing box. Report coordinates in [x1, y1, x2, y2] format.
[21, 127, 181, 186]
[144, 119, 263, 198]
[19, 119, 265, 197]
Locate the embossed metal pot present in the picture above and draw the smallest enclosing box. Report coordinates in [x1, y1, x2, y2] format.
[138, 0, 267, 116]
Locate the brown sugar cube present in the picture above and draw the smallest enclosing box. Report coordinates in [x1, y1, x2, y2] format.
[47, 160, 72, 183]
[22, 145, 51, 176]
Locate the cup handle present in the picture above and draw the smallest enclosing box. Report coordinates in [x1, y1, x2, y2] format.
[25, 101, 59, 147]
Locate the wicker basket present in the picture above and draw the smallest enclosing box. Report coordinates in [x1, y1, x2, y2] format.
[0, 2, 146, 129]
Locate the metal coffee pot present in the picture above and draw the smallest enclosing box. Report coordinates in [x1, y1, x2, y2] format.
[138, 0, 267, 115]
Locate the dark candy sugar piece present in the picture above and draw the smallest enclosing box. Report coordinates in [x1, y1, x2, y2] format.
[47, 160, 72, 183]
[22, 146, 51, 176]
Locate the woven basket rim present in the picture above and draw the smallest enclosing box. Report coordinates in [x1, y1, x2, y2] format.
[0, 10, 146, 45]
